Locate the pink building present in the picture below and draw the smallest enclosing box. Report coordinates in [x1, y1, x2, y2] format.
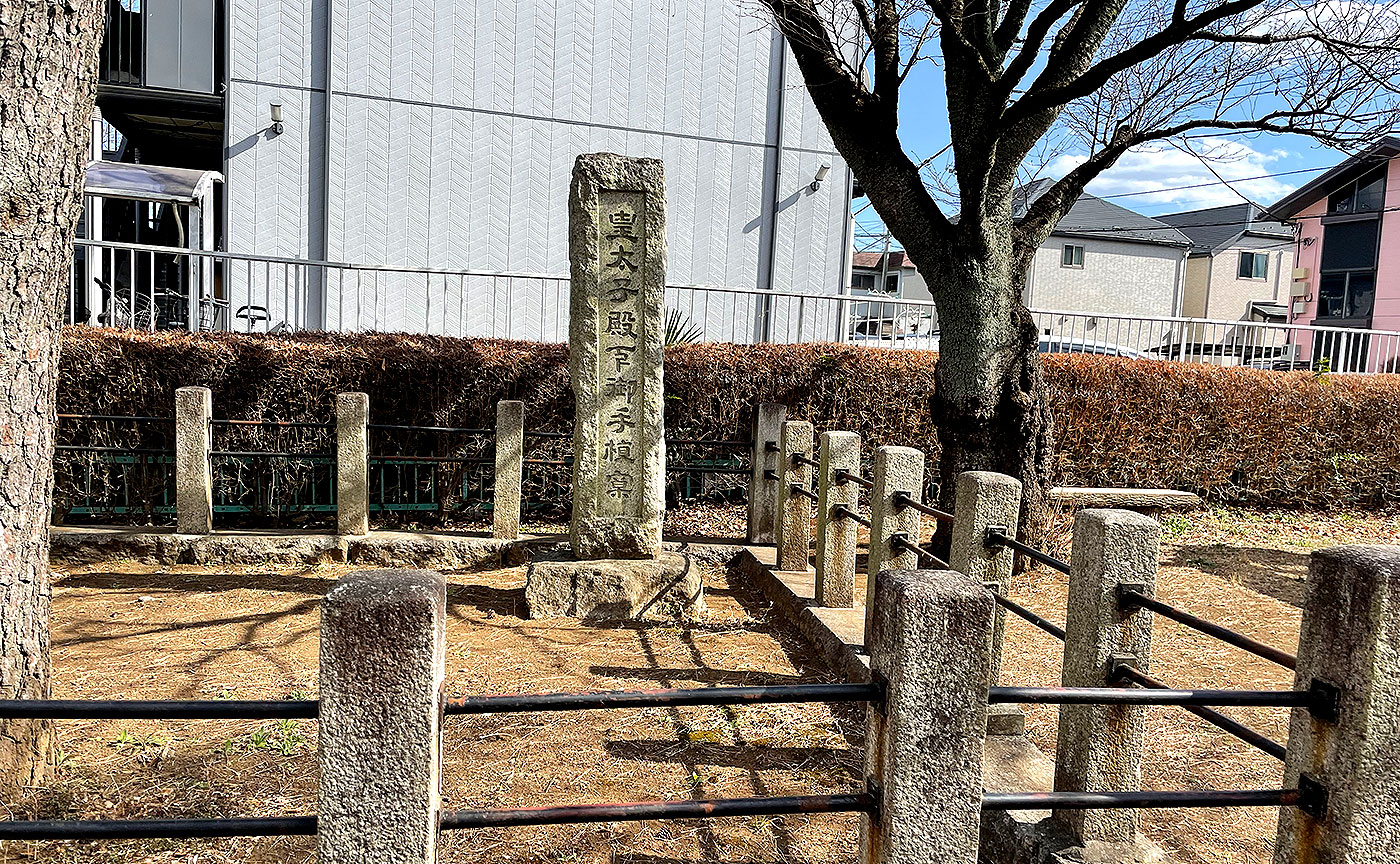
[1270, 137, 1400, 371]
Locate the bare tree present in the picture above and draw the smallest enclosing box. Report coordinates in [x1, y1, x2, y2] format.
[757, 0, 1400, 543]
[1, 0, 105, 796]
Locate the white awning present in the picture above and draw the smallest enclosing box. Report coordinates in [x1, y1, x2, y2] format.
[84, 161, 223, 205]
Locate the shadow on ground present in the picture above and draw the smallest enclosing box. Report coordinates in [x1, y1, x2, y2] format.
[1165, 543, 1309, 607]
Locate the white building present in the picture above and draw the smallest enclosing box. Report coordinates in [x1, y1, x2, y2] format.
[85, 0, 854, 340]
[1017, 180, 1193, 319]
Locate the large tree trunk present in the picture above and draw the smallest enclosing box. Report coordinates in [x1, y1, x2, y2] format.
[910, 232, 1056, 560]
[0, 0, 105, 798]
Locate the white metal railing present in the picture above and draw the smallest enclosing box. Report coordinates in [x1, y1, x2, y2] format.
[70, 239, 1400, 373]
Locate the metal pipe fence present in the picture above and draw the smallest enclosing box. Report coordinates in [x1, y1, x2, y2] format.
[70, 239, 1400, 373]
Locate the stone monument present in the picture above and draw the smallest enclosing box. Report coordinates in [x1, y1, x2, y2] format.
[567, 153, 666, 560]
[525, 153, 701, 621]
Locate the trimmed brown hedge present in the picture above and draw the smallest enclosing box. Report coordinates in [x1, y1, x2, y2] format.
[58, 328, 1400, 507]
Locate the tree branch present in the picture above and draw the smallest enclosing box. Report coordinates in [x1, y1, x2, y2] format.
[1005, 0, 1270, 125]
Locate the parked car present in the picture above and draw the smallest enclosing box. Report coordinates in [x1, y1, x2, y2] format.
[1037, 338, 1156, 359]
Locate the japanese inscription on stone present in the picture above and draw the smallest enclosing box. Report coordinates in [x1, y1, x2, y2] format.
[568, 154, 666, 560]
[597, 192, 645, 517]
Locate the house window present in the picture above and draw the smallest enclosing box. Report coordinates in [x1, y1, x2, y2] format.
[1061, 244, 1084, 268]
[851, 271, 900, 294]
[1317, 220, 1380, 319]
[1328, 167, 1387, 215]
[1237, 251, 1268, 280]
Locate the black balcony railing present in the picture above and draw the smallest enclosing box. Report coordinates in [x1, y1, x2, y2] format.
[100, 0, 145, 87]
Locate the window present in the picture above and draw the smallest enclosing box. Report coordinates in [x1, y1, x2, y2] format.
[850, 272, 901, 295]
[1317, 220, 1380, 319]
[1328, 167, 1387, 215]
[1061, 244, 1084, 267]
[1237, 251, 1268, 279]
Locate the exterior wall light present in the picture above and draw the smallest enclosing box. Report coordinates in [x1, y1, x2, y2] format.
[270, 103, 284, 136]
[810, 163, 831, 192]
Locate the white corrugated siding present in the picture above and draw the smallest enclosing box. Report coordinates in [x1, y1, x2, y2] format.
[224, 0, 849, 338]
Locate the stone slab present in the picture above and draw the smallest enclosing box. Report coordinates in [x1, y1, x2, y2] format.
[48, 526, 752, 571]
[526, 551, 703, 621]
[1050, 488, 1201, 513]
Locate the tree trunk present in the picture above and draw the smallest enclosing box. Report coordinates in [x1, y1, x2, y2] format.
[0, 0, 105, 799]
[911, 236, 1055, 560]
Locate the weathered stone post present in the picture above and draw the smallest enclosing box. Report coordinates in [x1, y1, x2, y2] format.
[862, 568, 993, 864]
[336, 392, 369, 537]
[1274, 545, 1400, 864]
[950, 471, 1022, 685]
[493, 400, 524, 540]
[1053, 509, 1160, 846]
[319, 569, 446, 864]
[174, 386, 213, 535]
[774, 419, 814, 572]
[567, 153, 666, 560]
[814, 431, 860, 607]
[865, 446, 926, 638]
[746, 402, 787, 544]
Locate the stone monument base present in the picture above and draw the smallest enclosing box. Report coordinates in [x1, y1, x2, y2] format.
[525, 550, 703, 621]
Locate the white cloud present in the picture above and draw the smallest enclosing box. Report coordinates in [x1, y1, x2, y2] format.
[1046, 140, 1301, 214]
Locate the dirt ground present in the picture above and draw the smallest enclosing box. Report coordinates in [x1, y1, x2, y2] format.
[3, 505, 1397, 864]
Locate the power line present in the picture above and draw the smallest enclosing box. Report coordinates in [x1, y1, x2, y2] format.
[1096, 166, 1332, 199]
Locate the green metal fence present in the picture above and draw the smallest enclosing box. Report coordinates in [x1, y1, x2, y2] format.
[53, 415, 751, 528]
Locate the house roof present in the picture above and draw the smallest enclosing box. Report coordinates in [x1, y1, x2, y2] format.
[1157, 203, 1291, 254]
[1013, 178, 1192, 247]
[1267, 137, 1400, 220]
[851, 250, 914, 270]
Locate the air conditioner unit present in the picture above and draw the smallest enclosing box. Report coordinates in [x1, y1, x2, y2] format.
[1292, 300, 1307, 315]
[1291, 280, 1308, 298]
[1292, 267, 1309, 280]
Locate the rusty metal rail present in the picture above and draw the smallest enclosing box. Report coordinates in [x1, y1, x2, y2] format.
[1118, 588, 1298, 670]
[834, 469, 873, 489]
[789, 483, 819, 503]
[989, 686, 1309, 707]
[1113, 664, 1287, 760]
[889, 533, 950, 569]
[991, 595, 1067, 640]
[984, 527, 1071, 573]
[832, 504, 871, 529]
[443, 682, 882, 715]
[982, 789, 1302, 811]
[890, 490, 953, 523]
[440, 792, 876, 829]
[0, 817, 317, 840]
[0, 699, 318, 720]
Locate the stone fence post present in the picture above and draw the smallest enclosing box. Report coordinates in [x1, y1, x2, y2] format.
[862, 567, 993, 864]
[747, 403, 787, 544]
[1053, 509, 1160, 847]
[174, 386, 213, 535]
[814, 431, 860, 607]
[319, 569, 447, 864]
[865, 446, 926, 639]
[774, 420, 814, 572]
[1274, 545, 1400, 864]
[336, 392, 369, 537]
[493, 400, 524, 540]
[949, 471, 1022, 686]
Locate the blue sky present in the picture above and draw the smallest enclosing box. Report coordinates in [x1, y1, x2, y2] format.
[852, 59, 1353, 250]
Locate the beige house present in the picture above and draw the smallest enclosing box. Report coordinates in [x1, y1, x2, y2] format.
[1159, 204, 1294, 322]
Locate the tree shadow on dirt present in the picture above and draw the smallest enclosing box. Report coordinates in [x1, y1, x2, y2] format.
[1164, 543, 1309, 607]
[52, 567, 339, 595]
